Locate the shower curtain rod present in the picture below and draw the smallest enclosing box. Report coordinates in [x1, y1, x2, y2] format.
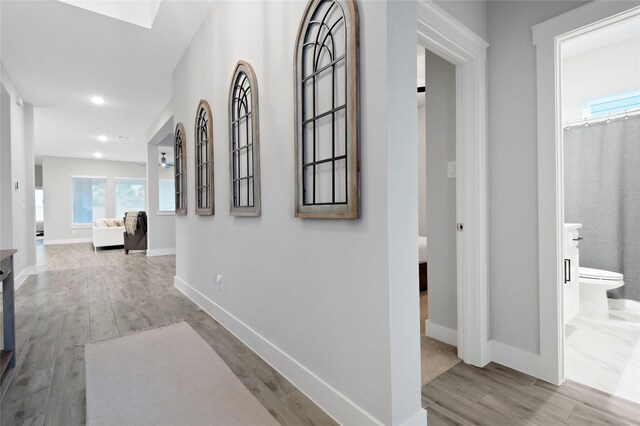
[563, 108, 640, 128]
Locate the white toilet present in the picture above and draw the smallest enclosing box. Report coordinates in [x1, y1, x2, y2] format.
[579, 267, 624, 318]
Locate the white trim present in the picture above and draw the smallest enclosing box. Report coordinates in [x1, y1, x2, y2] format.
[114, 177, 147, 181]
[533, 2, 640, 385]
[425, 319, 458, 347]
[417, 0, 490, 367]
[69, 175, 108, 179]
[146, 247, 175, 256]
[12, 264, 43, 291]
[70, 224, 91, 229]
[400, 408, 428, 426]
[157, 211, 175, 216]
[174, 276, 384, 426]
[43, 237, 92, 245]
[489, 340, 547, 380]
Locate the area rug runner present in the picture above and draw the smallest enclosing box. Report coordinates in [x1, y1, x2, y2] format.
[85, 321, 279, 426]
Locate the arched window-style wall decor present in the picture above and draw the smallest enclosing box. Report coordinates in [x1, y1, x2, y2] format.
[228, 61, 261, 216]
[294, 0, 359, 219]
[194, 100, 214, 215]
[174, 123, 187, 215]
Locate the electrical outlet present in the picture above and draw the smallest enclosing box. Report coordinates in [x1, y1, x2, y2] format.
[447, 161, 457, 179]
[216, 274, 224, 291]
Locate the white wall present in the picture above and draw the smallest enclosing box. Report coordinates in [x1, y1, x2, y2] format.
[1, 64, 37, 285]
[41, 156, 146, 243]
[424, 49, 457, 332]
[562, 37, 640, 122]
[171, 1, 422, 424]
[486, 0, 588, 354]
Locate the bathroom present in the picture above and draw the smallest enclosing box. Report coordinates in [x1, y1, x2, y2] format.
[561, 13, 640, 404]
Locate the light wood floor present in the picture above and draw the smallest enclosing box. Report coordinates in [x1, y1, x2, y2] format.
[0, 243, 336, 426]
[1, 243, 639, 426]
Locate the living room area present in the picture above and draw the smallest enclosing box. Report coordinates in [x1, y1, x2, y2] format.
[36, 147, 176, 255]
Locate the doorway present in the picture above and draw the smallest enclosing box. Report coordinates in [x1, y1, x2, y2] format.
[417, 44, 461, 385]
[417, 1, 489, 368]
[558, 12, 640, 404]
[533, 1, 640, 387]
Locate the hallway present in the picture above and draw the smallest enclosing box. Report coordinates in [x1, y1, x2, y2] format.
[0, 244, 334, 426]
[1, 244, 639, 425]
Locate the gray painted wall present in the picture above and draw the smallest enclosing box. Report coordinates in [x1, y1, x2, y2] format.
[42, 156, 146, 243]
[435, 0, 487, 41]
[418, 101, 427, 236]
[171, 1, 421, 423]
[1, 65, 37, 281]
[146, 133, 176, 253]
[424, 50, 457, 331]
[35, 164, 42, 188]
[487, 0, 588, 353]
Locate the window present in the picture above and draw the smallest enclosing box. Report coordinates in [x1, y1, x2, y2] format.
[159, 179, 175, 212]
[229, 61, 261, 216]
[294, 0, 360, 219]
[35, 188, 44, 223]
[194, 100, 214, 215]
[584, 89, 640, 118]
[174, 123, 187, 215]
[115, 178, 146, 219]
[71, 177, 106, 225]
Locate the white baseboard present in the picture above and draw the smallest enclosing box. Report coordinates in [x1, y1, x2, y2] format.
[13, 264, 42, 291]
[174, 276, 383, 426]
[147, 247, 175, 256]
[43, 237, 91, 245]
[488, 340, 547, 382]
[425, 320, 458, 346]
[401, 408, 428, 426]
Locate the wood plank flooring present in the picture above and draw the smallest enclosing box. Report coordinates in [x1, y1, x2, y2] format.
[423, 361, 640, 426]
[1, 242, 639, 425]
[0, 243, 336, 426]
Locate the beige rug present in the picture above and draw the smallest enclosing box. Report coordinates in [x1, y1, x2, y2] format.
[85, 322, 279, 426]
[419, 292, 461, 385]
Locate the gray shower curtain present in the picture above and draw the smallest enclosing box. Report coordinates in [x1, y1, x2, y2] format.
[564, 115, 640, 301]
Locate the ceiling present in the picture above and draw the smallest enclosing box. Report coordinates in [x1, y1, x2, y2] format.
[1, 0, 215, 164]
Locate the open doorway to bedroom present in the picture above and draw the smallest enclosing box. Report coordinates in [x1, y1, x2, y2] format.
[417, 45, 461, 386]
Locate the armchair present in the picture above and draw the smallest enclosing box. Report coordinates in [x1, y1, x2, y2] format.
[123, 211, 148, 254]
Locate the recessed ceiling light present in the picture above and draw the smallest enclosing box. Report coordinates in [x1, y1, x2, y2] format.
[91, 96, 105, 105]
[94, 152, 103, 158]
[98, 135, 108, 142]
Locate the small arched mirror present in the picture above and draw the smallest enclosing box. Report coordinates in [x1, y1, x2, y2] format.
[194, 100, 214, 215]
[174, 123, 187, 215]
[229, 61, 261, 216]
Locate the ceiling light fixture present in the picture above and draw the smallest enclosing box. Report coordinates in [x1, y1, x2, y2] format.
[98, 135, 108, 142]
[94, 152, 103, 158]
[91, 96, 105, 105]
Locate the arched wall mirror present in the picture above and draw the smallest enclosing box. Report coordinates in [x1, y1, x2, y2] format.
[294, 0, 360, 219]
[174, 123, 187, 215]
[229, 61, 261, 216]
[194, 100, 214, 215]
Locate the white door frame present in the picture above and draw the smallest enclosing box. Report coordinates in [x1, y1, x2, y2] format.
[533, 2, 640, 385]
[417, 1, 490, 367]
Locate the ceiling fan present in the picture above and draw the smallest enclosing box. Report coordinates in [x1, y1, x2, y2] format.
[159, 152, 174, 169]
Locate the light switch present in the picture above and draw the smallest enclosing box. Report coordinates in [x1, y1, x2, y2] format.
[447, 161, 456, 179]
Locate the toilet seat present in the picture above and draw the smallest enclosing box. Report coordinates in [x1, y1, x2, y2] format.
[579, 267, 623, 281]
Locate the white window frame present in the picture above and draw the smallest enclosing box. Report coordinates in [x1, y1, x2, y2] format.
[70, 175, 107, 227]
[114, 176, 147, 219]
